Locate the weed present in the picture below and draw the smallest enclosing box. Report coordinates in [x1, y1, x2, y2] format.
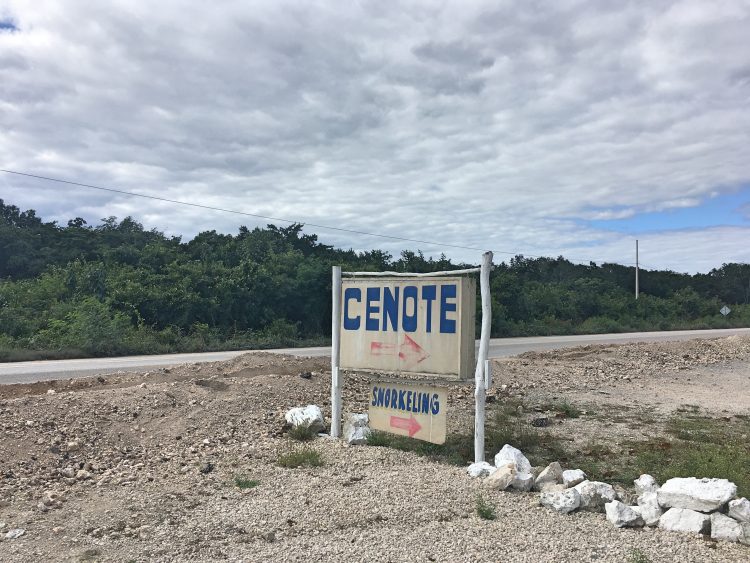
[475, 494, 496, 520]
[233, 475, 260, 489]
[628, 548, 651, 563]
[287, 423, 316, 442]
[277, 446, 324, 468]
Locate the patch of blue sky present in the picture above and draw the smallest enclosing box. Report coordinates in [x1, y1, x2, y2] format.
[586, 186, 750, 234]
[0, 19, 18, 32]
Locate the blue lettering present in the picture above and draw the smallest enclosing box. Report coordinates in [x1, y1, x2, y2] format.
[422, 285, 436, 333]
[440, 284, 457, 334]
[402, 286, 418, 332]
[406, 391, 413, 411]
[398, 390, 406, 410]
[371, 386, 377, 406]
[390, 388, 398, 409]
[385, 388, 391, 408]
[430, 393, 440, 415]
[366, 287, 381, 331]
[382, 287, 399, 331]
[421, 393, 430, 414]
[343, 288, 361, 330]
[377, 386, 385, 407]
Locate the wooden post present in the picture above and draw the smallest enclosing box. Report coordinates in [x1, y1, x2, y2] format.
[474, 251, 493, 463]
[331, 266, 342, 438]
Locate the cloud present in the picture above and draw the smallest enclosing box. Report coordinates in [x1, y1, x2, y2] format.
[1, 0, 749, 272]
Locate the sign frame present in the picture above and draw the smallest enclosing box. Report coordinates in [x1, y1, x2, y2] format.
[330, 252, 494, 462]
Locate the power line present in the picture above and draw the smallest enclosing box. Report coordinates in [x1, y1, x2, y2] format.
[1, 168, 639, 268]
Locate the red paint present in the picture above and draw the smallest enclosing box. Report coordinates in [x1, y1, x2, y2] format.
[389, 414, 422, 437]
[370, 335, 429, 368]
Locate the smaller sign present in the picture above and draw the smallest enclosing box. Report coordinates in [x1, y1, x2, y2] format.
[368, 381, 448, 444]
[720, 305, 731, 316]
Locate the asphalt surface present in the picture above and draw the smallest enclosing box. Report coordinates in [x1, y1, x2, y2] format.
[2, 327, 749, 385]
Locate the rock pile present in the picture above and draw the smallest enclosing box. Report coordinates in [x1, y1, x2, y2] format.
[468, 444, 750, 546]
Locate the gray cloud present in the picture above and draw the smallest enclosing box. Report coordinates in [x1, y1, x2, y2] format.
[1, 0, 749, 272]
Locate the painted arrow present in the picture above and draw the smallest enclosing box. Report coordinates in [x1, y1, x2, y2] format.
[370, 334, 429, 368]
[389, 414, 422, 437]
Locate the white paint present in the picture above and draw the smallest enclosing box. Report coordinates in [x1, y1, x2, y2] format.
[474, 251, 493, 463]
[331, 266, 342, 438]
[344, 268, 480, 277]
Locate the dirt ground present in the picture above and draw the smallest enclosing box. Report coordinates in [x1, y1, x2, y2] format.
[0, 337, 749, 562]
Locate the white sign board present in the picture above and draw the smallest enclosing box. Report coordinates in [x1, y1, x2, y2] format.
[720, 305, 731, 316]
[368, 381, 447, 444]
[339, 276, 475, 379]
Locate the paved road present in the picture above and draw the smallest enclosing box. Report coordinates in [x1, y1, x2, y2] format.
[1, 327, 749, 385]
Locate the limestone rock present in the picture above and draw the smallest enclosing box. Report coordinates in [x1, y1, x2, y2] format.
[533, 462, 563, 491]
[284, 405, 326, 433]
[484, 463, 515, 490]
[4, 528, 24, 540]
[573, 480, 617, 512]
[509, 472, 535, 492]
[605, 501, 644, 528]
[657, 477, 737, 513]
[741, 522, 750, 546]
[494, 445, 531, 474]
[658, 507, 710, 534]
[633, 492, 663, 526]
[562, 469, 586, 488]
[343, 413, 370, 445]
[728, 497, 750, 523]
[540, 488, 581, 514]
[467, 461, 496, 479]
[634, 474, 659, 495]
[711, 512, 742, 543]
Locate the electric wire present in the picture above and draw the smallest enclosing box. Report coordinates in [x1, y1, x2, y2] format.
[1, 168, 642, 268]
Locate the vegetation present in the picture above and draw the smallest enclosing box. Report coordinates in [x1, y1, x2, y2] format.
[628, 548, 652, 563]
[475, 494, 496, 520]
[233, 475, 260, 489]
[287, 423, 317, 442]
[277, 446, 324, 468]
[1, 199, 749, 361]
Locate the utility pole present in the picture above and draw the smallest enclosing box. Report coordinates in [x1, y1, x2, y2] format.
[635, 239, 639, 300]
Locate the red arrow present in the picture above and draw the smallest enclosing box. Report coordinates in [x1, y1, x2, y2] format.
[371, 335, 429, 368]
[390, 414, 422, 437]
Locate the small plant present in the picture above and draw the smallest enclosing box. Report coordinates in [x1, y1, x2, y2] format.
[233, 475, 260, 489]
[555, 400, 581, 419]
[287, 423, 316, 442]
[628, 548, 652, 563]
[277, 446, 324, 468]
[475, 494, 496, 521]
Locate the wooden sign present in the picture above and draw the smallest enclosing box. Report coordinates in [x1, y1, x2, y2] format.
[368, 381, 447, 444]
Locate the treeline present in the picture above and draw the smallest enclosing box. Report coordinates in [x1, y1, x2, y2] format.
[1, 199, 749, 361]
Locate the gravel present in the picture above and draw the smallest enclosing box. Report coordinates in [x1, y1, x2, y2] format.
[0, 340, 748, 562]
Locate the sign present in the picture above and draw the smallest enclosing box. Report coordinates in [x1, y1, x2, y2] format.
[368, 381, 447, 444]
[720, 305, 731, 316]
[339, 276, 476, 379]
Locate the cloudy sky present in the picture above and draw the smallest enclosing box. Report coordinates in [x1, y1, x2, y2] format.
[1, 0, 749, 273]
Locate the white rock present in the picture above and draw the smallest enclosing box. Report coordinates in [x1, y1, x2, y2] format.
[657, 477, 737, 513]
[728, 497, 750, 523]
[562, 469, 586, 488]
[61, 467, 76, 479]
[658, 507, 710, 534]
[484, 463, 516, 490]
[573, 481, 617, 512]
[510, 472, 535, 492]
[46, 389, 56, 395]
[741, 522, 750, 546]
[540, 488, 581, 514]
[634, 492, 663, 526]
[342, 413, 370, 445]
[605, 501, 645, 528]
[467, 462, 496, 479]
[533, 462, 563, 491]
[284, 405, 326, 433]
[634, 474, 659, 495]
[711, 512, 742, 542]
[4, 528, 25, 540]
[494, 445, 531, 475]
[67, 441, 80, 452]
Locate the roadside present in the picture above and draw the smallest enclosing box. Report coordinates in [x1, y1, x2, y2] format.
[0, 338, 749, 561]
